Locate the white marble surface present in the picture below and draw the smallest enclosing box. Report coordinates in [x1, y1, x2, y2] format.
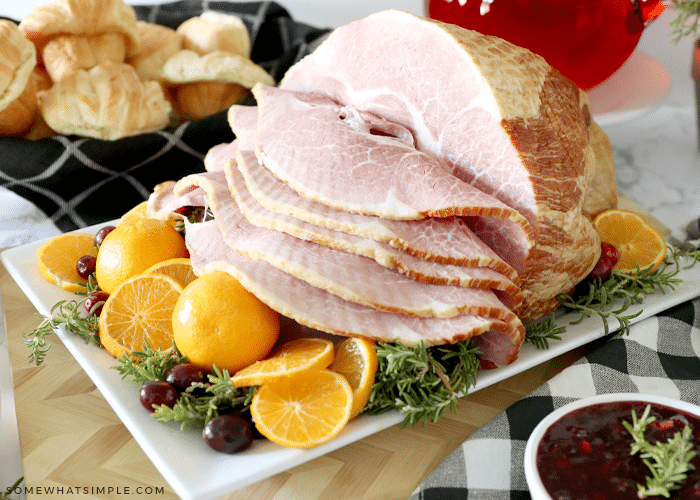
[1, 1, 699, 498]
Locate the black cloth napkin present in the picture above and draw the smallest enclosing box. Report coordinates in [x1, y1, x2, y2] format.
[0, 1, 328, 232]
[409, 298, 700, 500]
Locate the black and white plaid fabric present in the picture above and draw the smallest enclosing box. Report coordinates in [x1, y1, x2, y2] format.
[409, 298, 700, 500]
[0, 1, 327, 232]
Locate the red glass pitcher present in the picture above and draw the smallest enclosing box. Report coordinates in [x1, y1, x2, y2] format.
[426, 0, 667, 89]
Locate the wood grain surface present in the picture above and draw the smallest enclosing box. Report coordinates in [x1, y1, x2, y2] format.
[1, 194, 670, 500]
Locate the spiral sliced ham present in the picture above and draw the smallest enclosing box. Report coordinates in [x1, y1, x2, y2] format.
[226, 104, 519, 280]
[185, 218, 524, 365]
[227, 150, 522, 301]
[174, 170, 523, 321]
[280, 9, 610, 319]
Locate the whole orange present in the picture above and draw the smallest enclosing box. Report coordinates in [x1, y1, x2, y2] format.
[95, 218, 188, 294]
[172, 270, 280, 373]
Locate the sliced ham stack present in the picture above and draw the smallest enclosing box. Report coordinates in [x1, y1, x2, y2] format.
[147, 10, 617, 368]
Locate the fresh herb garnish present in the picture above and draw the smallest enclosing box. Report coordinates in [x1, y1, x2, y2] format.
[366, 340, 481, 427]
[23, 298, 100, 365]
[623, 404, 697, 498]
[114, 349, 254, 429]
[23, 274, 102, 365]
[529, 246, 699, 343]
[524, 314, 565, 350]
[670, 0, 700, 43]
[152, 366, 255, 429]
[113, 342, 187, 383]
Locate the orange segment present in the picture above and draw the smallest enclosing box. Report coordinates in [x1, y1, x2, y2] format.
[330, 337, 378, 419]
[250, 369, 353, 448]
[99, 273, 183, 359]
[37, 232, 97, 292]
[144, 258, 198, 288]
[593, 209, 667, 273]
[231, 338, 334, 387]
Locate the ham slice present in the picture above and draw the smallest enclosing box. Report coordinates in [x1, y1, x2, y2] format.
[226, 104, 521, 278]
[227, 150, 522, 302]
[280, 10, 604, 320]
[184, 218, 524, 366]
[252, 84, 533, 273]
[174, 170, 522, 323]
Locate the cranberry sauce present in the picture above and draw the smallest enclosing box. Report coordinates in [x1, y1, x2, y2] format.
[536, 400, 700, 500]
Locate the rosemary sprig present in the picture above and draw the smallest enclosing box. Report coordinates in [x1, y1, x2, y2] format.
[23, 272, 102, 365]
[365, 340, 481, 427]
[670, 0, 700, 44]
[22, 298, 100, 365]
[559, 254, 685, 335]
[113, 342, 187, 383]
[152, 366, 255, 429]
[524, 314, 565, 350]
[622, 404, 697, 498]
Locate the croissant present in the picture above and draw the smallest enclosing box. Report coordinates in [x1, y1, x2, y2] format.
[19, 0, 140, 68]
[39, 62, 171, 140]
[0, 20, 38, 136]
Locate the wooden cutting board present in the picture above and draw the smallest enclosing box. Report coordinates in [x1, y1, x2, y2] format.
[1, 194, 670, 500]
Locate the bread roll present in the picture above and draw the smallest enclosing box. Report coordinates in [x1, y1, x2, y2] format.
[126, 21, 182, 82]
[39, 62, 172, 140]
[162, 50, 274, 120]
[176, 11, 251, 58]
[0, 20, 38, 136]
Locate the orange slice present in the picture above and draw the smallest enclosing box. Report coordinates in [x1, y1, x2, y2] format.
[231, 338, 334, 387]
[36, 232, 97, 292]
[250, 369, 353, 448]
[330, 337, 378, 419]
[593, 209, 667, 273]
[144, 258, 198, 288]
[98, 273, 183, 359]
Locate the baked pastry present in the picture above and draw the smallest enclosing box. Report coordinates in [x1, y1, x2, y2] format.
[0, 20, 38, 136]
[176, 11, 251, 58]
[42, 32, 130, 82]
[162, 50, 274, 120]
[38, 62, 172, 140]
[126, 21, 182, 82]
[19, 0, 140, 69]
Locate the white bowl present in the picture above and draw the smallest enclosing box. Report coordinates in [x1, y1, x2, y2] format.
[523, 393, 700, 500]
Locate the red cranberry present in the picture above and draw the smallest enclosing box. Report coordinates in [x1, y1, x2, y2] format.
[600, 242, 619, 267]
[139, 381, 179, 412]
[84, 291, 109, 316]
[76, 255, 97, 279]
[588, 242, 619, 282]
[94, 225, 116, 249]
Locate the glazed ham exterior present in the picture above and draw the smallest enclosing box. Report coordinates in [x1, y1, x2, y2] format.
[281, 10, 613, 320]
[146, 9, 618, 368]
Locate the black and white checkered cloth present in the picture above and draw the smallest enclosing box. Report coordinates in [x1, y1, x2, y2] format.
[409, 298, 700, 500]
[0, 1, 327, 232]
